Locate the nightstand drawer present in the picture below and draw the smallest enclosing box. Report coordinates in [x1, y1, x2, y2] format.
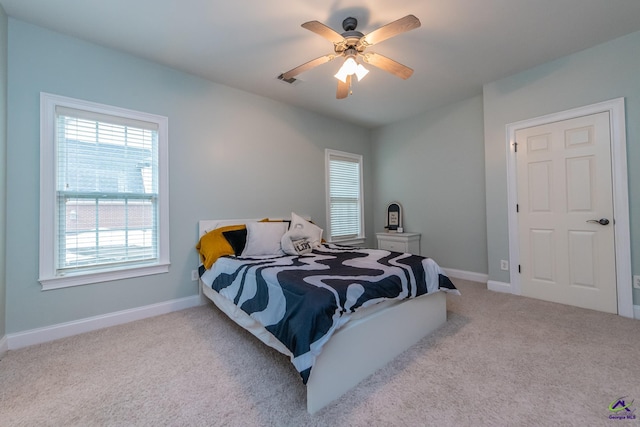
[378, 239, 407, 252]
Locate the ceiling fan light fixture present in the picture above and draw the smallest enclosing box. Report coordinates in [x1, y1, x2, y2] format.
[342, 56, 358, 74]
[334, 66, 350, 83]
[334, 55, 369, 83]
[354, 63, 369, 81]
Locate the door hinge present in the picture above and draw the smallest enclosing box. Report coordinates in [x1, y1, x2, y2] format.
[516, 204, 519, 213]
[518, 265, 521, 273]
[514, 141, 518, 152]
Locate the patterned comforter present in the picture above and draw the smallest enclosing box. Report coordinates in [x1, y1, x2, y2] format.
[200, 243, 458, 383]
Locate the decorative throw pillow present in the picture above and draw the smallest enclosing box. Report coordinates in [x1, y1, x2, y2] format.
[223, 228, 248, 256]
[195, 224, 245, 269]
[291, 237, 313, 255]
[281, 212, 323, 255]
[241, 221, 288, 257]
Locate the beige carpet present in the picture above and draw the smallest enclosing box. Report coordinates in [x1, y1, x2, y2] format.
[1, 280, 639, 426]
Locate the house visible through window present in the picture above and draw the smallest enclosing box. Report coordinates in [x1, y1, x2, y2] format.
[39, 93, 169, 289]
[325, 149, 364, 243]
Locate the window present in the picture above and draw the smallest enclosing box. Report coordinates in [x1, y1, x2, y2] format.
[325, 149, 365, 243]
[39, 93, 169, 290]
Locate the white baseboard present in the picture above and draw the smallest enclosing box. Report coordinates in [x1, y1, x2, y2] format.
[486, 284, 638, 319]
[4, 287, 635, 352]
[0, 334, 8, 356]
[441, 268, 488, 284]
[7, 294, 203, 351]
[487, 280, 512, 293]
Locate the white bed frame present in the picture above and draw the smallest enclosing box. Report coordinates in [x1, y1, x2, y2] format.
[198, 219, 448, 414]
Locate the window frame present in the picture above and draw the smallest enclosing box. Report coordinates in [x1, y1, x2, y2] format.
[325, 149, 365, 245]
[39, 92, 170, 290]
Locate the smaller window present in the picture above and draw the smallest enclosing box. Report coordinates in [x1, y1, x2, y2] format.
[325, 149, 365, 242]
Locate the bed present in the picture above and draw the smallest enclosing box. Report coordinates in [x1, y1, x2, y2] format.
[196, 216, 459, 413]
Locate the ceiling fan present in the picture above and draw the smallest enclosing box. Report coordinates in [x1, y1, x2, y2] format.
[278, 15, 421, 99]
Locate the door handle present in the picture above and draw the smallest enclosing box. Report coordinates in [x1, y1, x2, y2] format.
[587, 218, 610, 225]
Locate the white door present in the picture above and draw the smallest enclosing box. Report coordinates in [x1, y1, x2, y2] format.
[515, 111, 617, 313]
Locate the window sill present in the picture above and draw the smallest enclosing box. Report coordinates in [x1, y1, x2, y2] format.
[39, 262, 170, 291]
[329, 237, 366, 247]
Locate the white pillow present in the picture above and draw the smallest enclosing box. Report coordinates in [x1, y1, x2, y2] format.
[281, 212, 323, 255]
[241, 222, 288, 257]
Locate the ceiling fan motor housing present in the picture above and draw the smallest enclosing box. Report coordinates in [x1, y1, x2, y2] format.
[342, 17, 358, 31]
[337, 18, 365, 54]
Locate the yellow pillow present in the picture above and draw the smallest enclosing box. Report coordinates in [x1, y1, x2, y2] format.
[196, 224, 246, 269]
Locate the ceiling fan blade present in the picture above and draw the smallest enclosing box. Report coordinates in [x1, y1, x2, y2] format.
[362, 52, 414, 79]
[280, 54, 336, 80]
[301, 21, 345, 44]
[358, 15, 421, 48]
[336, 75, 350, 99]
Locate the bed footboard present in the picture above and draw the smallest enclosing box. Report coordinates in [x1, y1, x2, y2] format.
[306, 290, 447, 413]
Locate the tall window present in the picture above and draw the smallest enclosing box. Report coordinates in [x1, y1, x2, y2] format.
[39, 93, 169, 290]
[325, 149, 364, 243]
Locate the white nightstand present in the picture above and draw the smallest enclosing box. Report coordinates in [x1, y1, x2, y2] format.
[376, 232, 421, 255]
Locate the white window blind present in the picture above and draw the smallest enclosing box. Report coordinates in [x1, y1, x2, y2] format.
[326, 150, 364, 241]
[40, 93, 170, 289]
[56, 107, 158, 273]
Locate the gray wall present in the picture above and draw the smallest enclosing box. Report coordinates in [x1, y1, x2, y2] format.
[483, 30, 640, 306]
[0, 5, 7, 341]
[371, 95, 487, 274]
[5, 19, 372, 333]
[5, 16, 639, 337]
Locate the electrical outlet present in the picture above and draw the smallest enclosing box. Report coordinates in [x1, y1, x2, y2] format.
[191, 269, 199, 281]
[634, 275, 640, 289]
[500, 260, 509, 271]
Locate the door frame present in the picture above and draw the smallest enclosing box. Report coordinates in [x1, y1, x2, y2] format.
[505, 98, 633, 318]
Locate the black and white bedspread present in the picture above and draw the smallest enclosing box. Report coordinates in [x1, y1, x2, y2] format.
[200, 243, 458, 383]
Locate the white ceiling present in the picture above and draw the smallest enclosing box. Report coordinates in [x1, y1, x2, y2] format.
[3, 0, 640, 128]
